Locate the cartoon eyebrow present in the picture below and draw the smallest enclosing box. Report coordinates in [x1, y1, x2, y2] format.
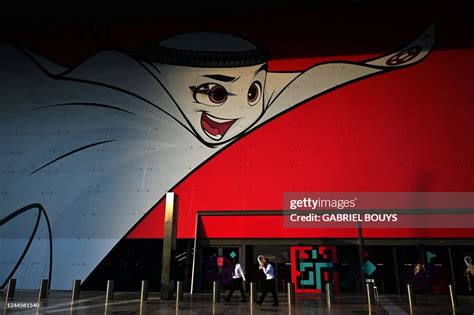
[202, 74, 239, 82]
[188, 85, 236, 96]
[254, 64, 268, 76]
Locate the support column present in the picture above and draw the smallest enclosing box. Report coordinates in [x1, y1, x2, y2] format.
[160, 192, 179, 300]
[183, 240, 193, 292]
[447, 245, 456, 288]
[392, 246, 401, 296]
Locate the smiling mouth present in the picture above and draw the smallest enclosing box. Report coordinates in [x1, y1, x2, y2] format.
[200, 112, 237, 141]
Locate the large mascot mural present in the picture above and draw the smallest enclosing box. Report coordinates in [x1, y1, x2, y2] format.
[0, 25, 434, 289]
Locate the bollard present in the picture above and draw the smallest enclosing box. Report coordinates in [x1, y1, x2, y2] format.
[448, 284, 457, 310]
[366, 283, 375, 313]
[407, 284, 416, 313]
[176, 281, 184, 303]
[141, 280, 149, 302]
[106, 280, 114, 302]
[38, 279, 49, 302]
[71, 279, 81, 302]
[6, 278, 16, 300]
[326, 282, 335, 308]
[212, 281, 220, 303]
[373, 284, 379, 303]
[287, 283, 295, 306]
[249, 282, 257, 304]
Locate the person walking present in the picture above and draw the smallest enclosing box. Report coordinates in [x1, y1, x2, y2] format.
[256, 257, 279, 306]
[224, 257, 247, 302]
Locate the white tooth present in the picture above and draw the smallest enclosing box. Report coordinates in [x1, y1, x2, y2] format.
[203, 129, 222, 140]
[206, 114, 233, 123]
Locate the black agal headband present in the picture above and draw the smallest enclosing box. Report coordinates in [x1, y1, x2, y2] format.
[139, 32, 269, 68]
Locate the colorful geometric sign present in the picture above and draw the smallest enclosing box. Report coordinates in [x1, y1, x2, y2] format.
[364, 260, 377, 276]
[290, 246, 339, 293]
[426, 251, 437, 263]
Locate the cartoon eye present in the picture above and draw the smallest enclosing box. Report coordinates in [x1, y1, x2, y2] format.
[191, 83, 228, 106]
[247, 81, 262, 106]
[208, 84, 228, 104]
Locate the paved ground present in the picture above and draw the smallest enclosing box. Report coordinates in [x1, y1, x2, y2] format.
[1, 290, 473, 314]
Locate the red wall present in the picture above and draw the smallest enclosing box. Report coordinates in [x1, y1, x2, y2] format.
[128, 44, 474, 239]
[127, 14, 474, 239]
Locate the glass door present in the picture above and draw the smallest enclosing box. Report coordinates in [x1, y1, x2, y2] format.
[222, 247, 241, 290]
[200, 247, 219, 291]
[422, 246, 452, 295]
[199, 246, 241, 291]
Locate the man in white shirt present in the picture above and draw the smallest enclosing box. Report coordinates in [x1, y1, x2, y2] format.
[256, 258, 279, 306]
[224, 258, 247, 302]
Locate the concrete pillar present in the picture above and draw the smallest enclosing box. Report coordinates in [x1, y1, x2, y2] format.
[160, 192, 179, 300]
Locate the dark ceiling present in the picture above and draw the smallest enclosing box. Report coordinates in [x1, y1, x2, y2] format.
[0, 0, 467, 30]
[0, 0, 471, 61]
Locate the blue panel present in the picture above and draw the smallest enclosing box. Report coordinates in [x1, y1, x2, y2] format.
[363, 260, 377, 276]
[315, 262, 333, 289]
[299, 262, 315, 286]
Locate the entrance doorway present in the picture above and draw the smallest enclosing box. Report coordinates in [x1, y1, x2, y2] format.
[199, 246, 241, 291]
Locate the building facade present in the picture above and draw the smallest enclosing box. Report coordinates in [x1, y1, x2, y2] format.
[1, 2, 473, 295]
